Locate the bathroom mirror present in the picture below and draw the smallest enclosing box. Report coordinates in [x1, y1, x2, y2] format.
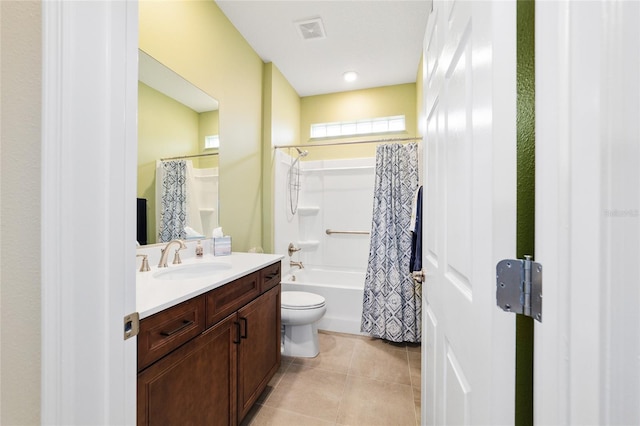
[137, 49, 220, 245]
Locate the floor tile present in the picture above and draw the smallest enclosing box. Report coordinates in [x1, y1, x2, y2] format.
[247, 332, 421, 426]
[349, 339, 412, 384]
[243, 404, 334, 426]
[267, 359, 291, 388]
[408, 351, 421, 388]
[336, 375, 416, 426]
[357, 335, 408, 352]
[264, 364, 347, 422]
[292, 331, 357, 374]
[407, 342, 422, 353]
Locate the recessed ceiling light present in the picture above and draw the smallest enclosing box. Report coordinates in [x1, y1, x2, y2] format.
[343, 71, 358, 82]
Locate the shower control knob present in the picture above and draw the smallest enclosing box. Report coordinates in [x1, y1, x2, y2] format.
[288, 242, 302, 257]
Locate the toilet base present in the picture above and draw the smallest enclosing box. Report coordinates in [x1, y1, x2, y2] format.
[282, 323, 320, 358]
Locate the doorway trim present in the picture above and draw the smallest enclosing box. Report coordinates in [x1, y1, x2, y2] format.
[41, 1, 138, 423]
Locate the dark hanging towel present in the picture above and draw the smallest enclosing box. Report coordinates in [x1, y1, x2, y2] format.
[136, 198, 148, 245]
[409, 186, 423, 273]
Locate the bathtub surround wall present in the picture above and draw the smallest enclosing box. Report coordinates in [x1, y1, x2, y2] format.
[274, 151, 375, 273]
[275, 151, 375, 334]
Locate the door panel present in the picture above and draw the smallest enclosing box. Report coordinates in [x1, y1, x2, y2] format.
[424, 306, 438, 426]
[422, 1, 517, 424]
[535, 1, 640, 424]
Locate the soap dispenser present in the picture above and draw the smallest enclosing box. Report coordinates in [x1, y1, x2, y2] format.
[195, 240, 203, 257]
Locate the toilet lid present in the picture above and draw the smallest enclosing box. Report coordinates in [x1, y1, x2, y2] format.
[281, 291, 326, 310]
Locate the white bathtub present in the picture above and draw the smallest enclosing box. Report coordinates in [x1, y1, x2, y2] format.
[281, 268, 366, 335]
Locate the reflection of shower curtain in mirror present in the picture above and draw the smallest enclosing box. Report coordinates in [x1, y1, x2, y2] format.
[156, 160, 187, 242]
[156, 160, 218, 243]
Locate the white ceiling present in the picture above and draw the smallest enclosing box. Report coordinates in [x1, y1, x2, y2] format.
[215, 1, 431, 97]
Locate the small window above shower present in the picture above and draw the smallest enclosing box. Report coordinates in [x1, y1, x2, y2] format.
[204, 134, 220, 149]
[310, 115, 406, 139]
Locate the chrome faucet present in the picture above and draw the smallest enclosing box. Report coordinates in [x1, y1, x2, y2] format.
[290, 260, 304, 270]
[158, 239, 187, 268]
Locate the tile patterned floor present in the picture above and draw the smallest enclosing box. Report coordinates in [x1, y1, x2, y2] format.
[241, 331, 421, 426]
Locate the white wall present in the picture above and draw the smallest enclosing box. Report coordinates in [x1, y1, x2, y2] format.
[273, 150, 301, 260]
[274, 151, 375, 274]
[0, 1, 42, 423]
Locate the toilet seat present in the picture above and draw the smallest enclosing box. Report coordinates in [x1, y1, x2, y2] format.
[281, 291, 325, 310]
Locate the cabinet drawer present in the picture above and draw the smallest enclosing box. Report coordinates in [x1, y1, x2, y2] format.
[206, 272, 260, 328]
[138, 295, 206, 371]
[260, 262, 281, 293]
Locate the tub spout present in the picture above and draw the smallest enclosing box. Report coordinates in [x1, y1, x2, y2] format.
[290, 260, 304, 270]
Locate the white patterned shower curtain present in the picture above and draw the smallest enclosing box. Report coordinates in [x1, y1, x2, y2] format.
[360, 143, 421, 343]
[156, 160, 212, 243]
[157, 160, 187, 243]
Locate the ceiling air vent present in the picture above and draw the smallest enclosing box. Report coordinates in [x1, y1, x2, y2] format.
[294, 17, 326, 40]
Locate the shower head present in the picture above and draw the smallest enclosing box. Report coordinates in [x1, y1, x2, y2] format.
[295, 147, 309, 158]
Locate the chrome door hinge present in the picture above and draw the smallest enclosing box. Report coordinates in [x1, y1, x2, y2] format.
[123, 312, 140, 340]
[496, 255, 542, 322]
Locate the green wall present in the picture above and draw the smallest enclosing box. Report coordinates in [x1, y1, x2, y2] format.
[515, 0, 535, 424]
[262, 63, 302, 252]
[140, 1, 264, 251]
[299, 83, 418, 160]
[197, 109, 220, 169]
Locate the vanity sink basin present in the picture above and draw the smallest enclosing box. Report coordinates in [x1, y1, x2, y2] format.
[153, 262, 232, 280]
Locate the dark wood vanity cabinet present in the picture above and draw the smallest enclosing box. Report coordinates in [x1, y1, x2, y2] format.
[137, 261, 281, 426]
[137, 313, 237, 426]
[237, 285, 281, 421]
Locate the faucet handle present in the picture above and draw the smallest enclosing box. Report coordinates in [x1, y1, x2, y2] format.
[288, 242, 302, 257]
[136, 254, 150, 272]
[172, 248, 183, 265]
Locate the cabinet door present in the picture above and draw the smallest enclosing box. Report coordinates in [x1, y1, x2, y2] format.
[137, 313, 239, 426]
[237, 284, 281, 422]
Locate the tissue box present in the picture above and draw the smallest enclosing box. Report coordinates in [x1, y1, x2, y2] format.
[213, 236, 232, 256]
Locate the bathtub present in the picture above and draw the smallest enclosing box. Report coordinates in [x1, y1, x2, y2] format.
[281, 268, 366, 335]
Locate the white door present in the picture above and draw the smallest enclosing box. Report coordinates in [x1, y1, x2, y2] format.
[41, 1, 138, 424]
[535, 1, 640, 424]
[421, 1, 517, 424]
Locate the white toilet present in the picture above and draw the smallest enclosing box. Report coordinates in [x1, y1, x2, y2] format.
[281, 291, 326, 358]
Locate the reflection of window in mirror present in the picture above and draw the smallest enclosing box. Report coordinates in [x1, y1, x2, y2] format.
[205, 135, 220, 149]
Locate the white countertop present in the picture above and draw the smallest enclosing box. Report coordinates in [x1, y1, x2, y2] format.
[136, 252, 284, 319]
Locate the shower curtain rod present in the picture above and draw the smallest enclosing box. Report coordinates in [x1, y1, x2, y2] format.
[160, 152, 219, 161]
[273, 136, 422, 150]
